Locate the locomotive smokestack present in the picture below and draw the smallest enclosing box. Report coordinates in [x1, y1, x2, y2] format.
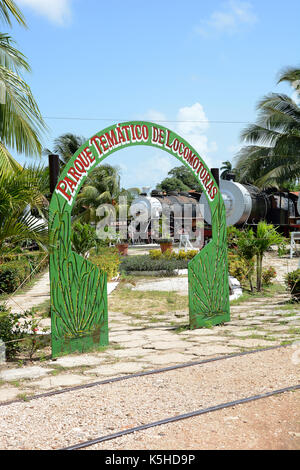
[141, 186, 151, 195]
[211, 168, 220, 188]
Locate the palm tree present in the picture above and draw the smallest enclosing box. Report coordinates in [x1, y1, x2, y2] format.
[74, 164, 121, 223]
[44, 133, 87, 168]
[253, 222, 285, 291]
[0, 2, 46, 170]
[0, 167, 48, 257]
[0, 1, 26, 27]
[235, 66, 300, 189]
[220, 160, 233, 180]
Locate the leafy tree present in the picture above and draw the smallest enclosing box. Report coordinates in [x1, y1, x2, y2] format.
[231, 222, 285, 292]
[156, 176, 190, 193]
[167, 165, 202, 191]
[235, 66, 300, 189]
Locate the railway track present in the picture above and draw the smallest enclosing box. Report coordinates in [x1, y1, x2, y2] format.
[61, 384, 300, 450]
[0, 344, 292, 408]
[0, 344, 299, 450]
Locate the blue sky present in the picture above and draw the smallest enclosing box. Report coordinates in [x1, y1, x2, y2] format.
[8, 0, 300, 190]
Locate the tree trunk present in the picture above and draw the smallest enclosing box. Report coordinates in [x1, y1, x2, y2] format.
[256, 254, 263, 292]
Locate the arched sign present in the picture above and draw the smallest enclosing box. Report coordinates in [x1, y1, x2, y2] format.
[49, 121, 230, 357]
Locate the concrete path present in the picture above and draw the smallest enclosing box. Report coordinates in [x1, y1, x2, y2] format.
[5, 271, 50, 315]
[5, 271, 119, 315]
[0, 254, 299, 403]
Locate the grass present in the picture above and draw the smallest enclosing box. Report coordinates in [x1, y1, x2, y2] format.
[108, 286, 188, 316]
[230, 283, 286, 306]
[35, 299, 50, 317]
[16, 393, 31, 402]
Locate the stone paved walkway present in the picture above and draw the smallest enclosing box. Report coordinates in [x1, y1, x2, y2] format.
[5, 271, 50, 315]
[0, 254, 299, 403]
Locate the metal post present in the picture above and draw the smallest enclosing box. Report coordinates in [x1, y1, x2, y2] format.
[48, 154, 60, 195]
[211, 168, 220, 188]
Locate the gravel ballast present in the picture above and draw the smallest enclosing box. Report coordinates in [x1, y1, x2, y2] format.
[0, 346, 299, 450]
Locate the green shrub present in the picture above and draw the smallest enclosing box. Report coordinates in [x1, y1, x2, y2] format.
[120, 255, 188, 274]
[262, 266, 277, 286]
[149, 249, 199, 261]
[0, 305, 25, 359]
[26, 253, 49, 274]
[149, 249, 162, 259]
[285, 269, 300, 300]
[185, 249, 199, 260]
[0, 260, 30, 293]
[0, 253, 48, 294]
[90, 247, 121, 281]
[228, 253, 249, 284]
[71, 222, 97, 259]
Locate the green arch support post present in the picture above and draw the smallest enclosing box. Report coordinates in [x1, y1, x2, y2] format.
[49, 121, 230, 358]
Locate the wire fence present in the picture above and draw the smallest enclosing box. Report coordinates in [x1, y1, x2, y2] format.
[0, 254, 49, 315]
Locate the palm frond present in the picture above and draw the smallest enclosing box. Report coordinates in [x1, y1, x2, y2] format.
[0, 0, 27, 28]
[0, 142, 22, 172]
[278, 66, 300, 94]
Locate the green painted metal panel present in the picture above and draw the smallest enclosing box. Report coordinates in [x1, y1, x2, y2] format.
[49, 121, 230, 357]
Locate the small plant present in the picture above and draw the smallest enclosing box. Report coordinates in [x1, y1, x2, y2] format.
[90, 246, 121, 280]
[262, 266, 277, 286]
[149, 249, 198, 261]
[0, 305, 25, 359]
[149, 249, 162, 259]
[20, 308, 50, 361]
[278, 243, 289, 257]
[285, 269, 300, 301]
[228, 222, 285, 292]
[71, 221, 97, 259]
[228, 252, 250, 286]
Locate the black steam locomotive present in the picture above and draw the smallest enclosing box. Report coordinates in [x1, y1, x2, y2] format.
[129, 180, 300, 242]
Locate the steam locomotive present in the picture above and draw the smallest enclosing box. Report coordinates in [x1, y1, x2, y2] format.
[129, 180, 300, 242]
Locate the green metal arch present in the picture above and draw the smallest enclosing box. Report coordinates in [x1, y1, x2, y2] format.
[49, 121, 230, 357]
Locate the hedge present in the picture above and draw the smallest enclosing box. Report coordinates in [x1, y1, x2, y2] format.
[149, 249, 199, 260]
[120, 255, 189, 274]
[0, 253, 48, 294]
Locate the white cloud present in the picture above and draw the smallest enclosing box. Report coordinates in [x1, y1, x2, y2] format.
[196, 0, 257, 37]
[137, 103, 218, 179]
[16, 0, 72, 25]
[142, 109, 167, 123]
[126, 153, 175, 190]
[175, 103, 217, 160]
[143, 102, 218, 159]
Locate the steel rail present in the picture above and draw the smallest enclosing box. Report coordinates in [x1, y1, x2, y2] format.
[61, 383, 300, 450]
[0, 344, 292, 408]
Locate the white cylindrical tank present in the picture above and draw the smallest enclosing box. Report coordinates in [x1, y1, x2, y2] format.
[129, 196, 162, 219]
[200, 180, 253, 226]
